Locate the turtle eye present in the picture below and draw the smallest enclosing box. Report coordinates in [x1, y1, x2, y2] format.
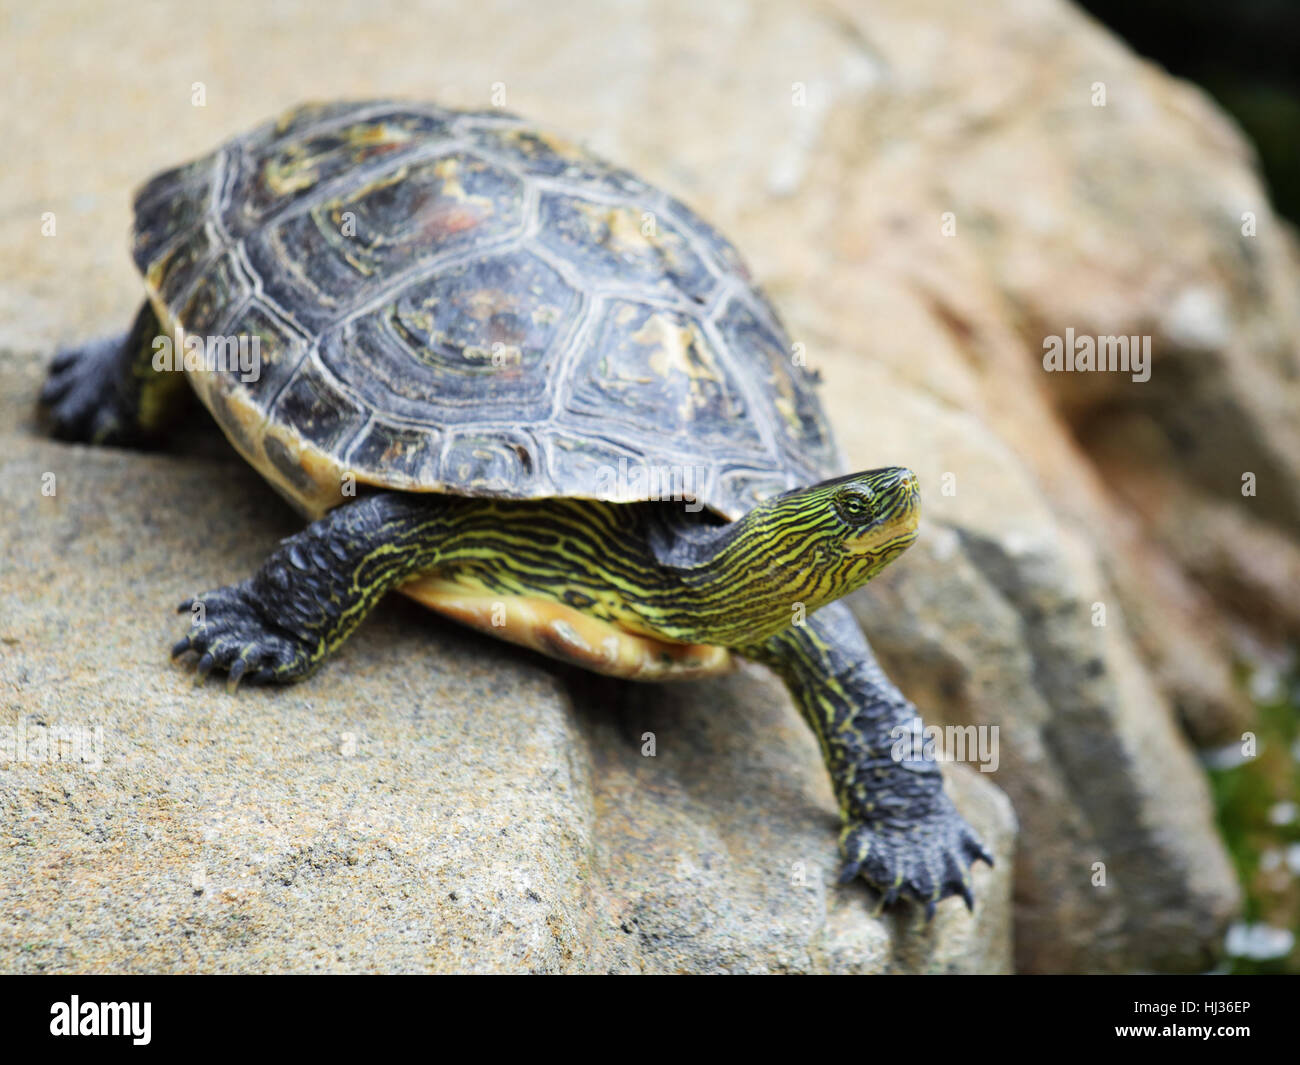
[833, 488, 875, 524]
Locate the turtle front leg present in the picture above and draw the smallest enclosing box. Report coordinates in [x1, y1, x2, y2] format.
[740, 601, 993, 917]
[173, 492, 445, 688]
[40, 302, 188, 446]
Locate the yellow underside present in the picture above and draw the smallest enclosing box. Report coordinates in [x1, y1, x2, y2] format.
[398, 575, 733, 681]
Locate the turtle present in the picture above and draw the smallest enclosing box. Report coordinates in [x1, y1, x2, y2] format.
[39, 100, 991, 915]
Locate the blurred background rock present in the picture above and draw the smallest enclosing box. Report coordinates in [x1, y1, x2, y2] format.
[1081, 0, 1300, 224]
[1082, 0, 1300, 976]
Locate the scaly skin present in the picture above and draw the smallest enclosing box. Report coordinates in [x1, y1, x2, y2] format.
[740, 602, 993, 915]
[40, 326, 993, 916]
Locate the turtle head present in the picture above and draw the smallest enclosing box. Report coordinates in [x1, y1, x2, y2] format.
[819, 465, 921, 573]
[762, 465, 921, 593]
[679, 466, 921, 646]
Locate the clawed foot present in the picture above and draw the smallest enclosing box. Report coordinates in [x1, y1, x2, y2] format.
[172, 583, 318, 690]
[839, 792, 993, 919]
[39, 334, 138, 445]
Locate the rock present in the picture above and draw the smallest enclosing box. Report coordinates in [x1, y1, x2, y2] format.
[0, 344, 1013, 974]
[7, 0, 1295, 972]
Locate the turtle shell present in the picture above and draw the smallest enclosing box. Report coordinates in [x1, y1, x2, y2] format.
[132, 100, 840, 520]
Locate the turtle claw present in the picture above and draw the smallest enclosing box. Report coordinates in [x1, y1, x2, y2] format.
[862, 882, 901, 918]
[226, 658, 254, 694]
[839, 791, 992, 920]
[173, 581, 317, 689]
[47, 347, 81, 375]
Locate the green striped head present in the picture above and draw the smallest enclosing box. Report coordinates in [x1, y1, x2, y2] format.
[682, 466, 921, 645]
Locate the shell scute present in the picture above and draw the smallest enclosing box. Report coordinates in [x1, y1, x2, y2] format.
[211, 302, 309, 413]
[564, 299, 762, 455]
[132, 154, 218, 271]
[269, 357, 367, 455]
[441, 428, 542, 495]
[316, 245, 581, 428]
[713, 295, 836, 483]
[226, 106, 456, 234]
[346, 419, 444, 488]
[462, 122, 650, 200]
[174, 248, 250, 336]
[243, 150, 526, 331]
[142, 223, 215, 314]
[535, 191, 717, 306]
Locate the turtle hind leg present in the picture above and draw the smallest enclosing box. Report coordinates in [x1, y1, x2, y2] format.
[172, 492, 451, 688]
[738, 600, 993, 918]
[40, 301, 187, 446]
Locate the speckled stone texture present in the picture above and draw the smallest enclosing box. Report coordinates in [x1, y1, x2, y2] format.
[0, 345, 1011, 973]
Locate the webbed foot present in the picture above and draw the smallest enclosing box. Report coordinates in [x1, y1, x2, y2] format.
[168, 493, 447, 689]
[173, 584, 318, 690]
[838, 791, 994, 919]
[39, 333, 139, 445]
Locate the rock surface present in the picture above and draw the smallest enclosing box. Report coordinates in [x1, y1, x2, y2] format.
[5, 0, 1298, 972]
[0, 348, 1012, 973]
